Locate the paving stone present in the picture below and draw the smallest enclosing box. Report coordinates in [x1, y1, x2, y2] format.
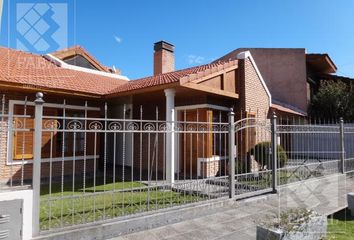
[188, 229, 220, 240]
[149, 226, 181, 239]
[163, 233, 194, 240]
[121, 231, 158, 240]
[169, 220, 202, 234]
[193, 212, 233, 225]
[215, 231, 254, 240]
[222, 209, 252, 219]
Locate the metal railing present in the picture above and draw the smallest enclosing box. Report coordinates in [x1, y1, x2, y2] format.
[36, 96, 230, 233]
[276, 118, 350, 187]
[2, 92, 354, 237]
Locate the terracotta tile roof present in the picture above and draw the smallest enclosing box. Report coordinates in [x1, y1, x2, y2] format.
[0, 47, 238, 97]
[109, 60, 237, 95]
[0, 47, 128, 96]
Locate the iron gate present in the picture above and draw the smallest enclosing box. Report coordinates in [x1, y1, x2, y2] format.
[231, 115, 276, 199]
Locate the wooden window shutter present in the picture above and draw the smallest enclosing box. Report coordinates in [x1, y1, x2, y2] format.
[13, 106, 58, 160]
[206, 110, 213, 157]
[41, 108, 58, 158]
[13, 105, 35, 160]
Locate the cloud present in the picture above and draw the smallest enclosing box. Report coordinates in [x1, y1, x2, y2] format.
[114, 35, 122, 44]
[187, 54, 205, 65]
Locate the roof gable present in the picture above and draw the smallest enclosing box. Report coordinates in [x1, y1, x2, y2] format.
[108, 60, 239, 98]
[50, 45, 120, 74]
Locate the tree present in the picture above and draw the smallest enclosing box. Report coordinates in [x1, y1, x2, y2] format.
[310, 80, 354, 121]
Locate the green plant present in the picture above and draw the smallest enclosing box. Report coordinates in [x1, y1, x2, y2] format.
[261, 208, 315, 233]
[250, 142, 288, 169]
[327, 208, 354, 240]
[235, 156, 251, 174]
[310, 80, 354, 121]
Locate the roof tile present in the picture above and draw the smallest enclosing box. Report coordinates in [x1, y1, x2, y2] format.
[108, 60, 237, 95]
[0, 47, 127, 96]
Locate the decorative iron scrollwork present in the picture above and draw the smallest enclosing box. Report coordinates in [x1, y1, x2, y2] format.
[126, 122, 139, 131]
[88, 121, 103, 130]
[43, 120, 61, 130]
[108, 121, 122, 131]
[67, 120, 84, 130]
[143, 123, 155, 131]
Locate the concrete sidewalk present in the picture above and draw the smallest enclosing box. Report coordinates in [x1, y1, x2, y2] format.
[110, 174, 353, 240]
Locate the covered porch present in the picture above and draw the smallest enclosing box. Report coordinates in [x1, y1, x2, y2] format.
[107, 73, 239, 183]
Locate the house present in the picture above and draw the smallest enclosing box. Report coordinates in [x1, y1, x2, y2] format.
[216, 48, 346, 118]
[0, 45, 129, 184]
[0, 41, 346, 185]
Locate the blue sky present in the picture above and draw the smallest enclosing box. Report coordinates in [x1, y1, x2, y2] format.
[1, 0, 354, 79]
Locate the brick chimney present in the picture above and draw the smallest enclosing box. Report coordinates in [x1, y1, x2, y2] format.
[154, 41, 175, 75]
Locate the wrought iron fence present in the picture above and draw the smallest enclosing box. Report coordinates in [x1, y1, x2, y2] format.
[36, 100, 230, 232]
[276, 120, 347, 185]
[2, 92, 354, 237]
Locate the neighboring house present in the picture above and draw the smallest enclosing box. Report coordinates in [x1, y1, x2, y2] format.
[216, 48, 343, 118]
[0, 41, 347, 183]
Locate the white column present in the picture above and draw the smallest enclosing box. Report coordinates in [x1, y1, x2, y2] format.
[164, 88, 175, 184]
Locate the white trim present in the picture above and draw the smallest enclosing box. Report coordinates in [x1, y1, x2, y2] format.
[164, 88, 176, 184]
[7, 155, 100, 166]
[237, 51, 272, 105]
[45, 54, 130, 81]
[6, 100, 100, 165]
[197, 155, 226, 177]
[9, 100, 101, 111]
[175, 104, 230, 112]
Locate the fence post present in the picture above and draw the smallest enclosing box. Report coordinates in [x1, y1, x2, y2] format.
[271, 112, 278, 193]
[228, 109, 235, 198]
[32, 92, 44, 237]
[340, 117, 345, 174]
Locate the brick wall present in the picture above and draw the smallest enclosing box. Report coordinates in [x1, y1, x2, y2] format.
[217, 48, 308, 112]
[236, 57, 272, 171]
[154, 41, 175, 75]
[243, 57, 270, 117]
[200, 160, 221, 178]
[0, 91, 100, 184]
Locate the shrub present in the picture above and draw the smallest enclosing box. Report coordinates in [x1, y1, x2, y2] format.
[250, 142, 288, 169]
[235, 158, 250, 174]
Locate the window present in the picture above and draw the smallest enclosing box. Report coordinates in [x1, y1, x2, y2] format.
[212, 110, 227, 156]
[9, 101, 101, 163]
[56, 111, 85, 155]
[12, 104, 58, 160]
[12, 105, 34, 160]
